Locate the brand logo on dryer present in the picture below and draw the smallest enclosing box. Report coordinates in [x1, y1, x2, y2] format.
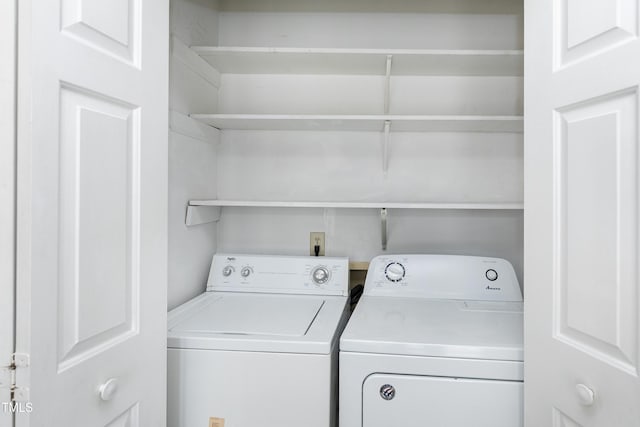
[379, 384, 396, 400]
[485, 285, 502, 291]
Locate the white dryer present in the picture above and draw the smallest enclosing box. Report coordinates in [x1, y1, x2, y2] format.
[340, 254, 523, 427]
[168, 254, 349, 427]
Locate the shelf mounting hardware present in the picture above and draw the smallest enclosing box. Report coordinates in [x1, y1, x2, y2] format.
[381, 208, 388, 251]
[186, 204, 221, 226]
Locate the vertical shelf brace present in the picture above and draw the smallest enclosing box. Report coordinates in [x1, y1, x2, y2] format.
[381, 208, 388, 251]
[383, 120, 391, 172]
[384, 55, 393, 114]
[383, 55, 393, 174]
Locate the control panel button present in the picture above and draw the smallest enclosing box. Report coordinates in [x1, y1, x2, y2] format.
[311, 266, 330, 285]
[385, 262, 406, 282]
[485, 269, 498, 281]
[240, 267, 253, 278]
[222, 266, 235, 277]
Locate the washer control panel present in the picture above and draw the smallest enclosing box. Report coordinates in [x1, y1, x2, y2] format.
[207, 254, 349, 296]
[365, 254, 522, 302]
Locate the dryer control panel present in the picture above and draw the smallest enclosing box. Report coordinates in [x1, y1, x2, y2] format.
[364, 254, 522, 301]
[207, 254, 349, 296]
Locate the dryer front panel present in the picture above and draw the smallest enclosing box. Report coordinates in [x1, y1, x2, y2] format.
[362, 373, 523, 427]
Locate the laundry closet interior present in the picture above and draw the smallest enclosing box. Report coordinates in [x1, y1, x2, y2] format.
[168, 0, 525, 310]
[11, 0, 640, 424]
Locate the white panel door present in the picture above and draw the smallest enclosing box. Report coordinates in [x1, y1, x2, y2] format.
[15, 0, 168, 425]
[525, 0, 640, 426]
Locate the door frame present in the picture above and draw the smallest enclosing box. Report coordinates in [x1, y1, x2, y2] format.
[0, 0, 17, 376]
[0, 0, 17, 425]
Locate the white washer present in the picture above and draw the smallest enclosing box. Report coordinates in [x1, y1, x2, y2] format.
[340, 254, 523, 427]
[168, 254, 349, 427]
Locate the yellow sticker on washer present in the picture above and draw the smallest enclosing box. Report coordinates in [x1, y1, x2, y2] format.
[209, 417, 225, 427]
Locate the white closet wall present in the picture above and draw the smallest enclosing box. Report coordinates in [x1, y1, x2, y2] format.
[169, 0, 525, 291]
[218, 208, 523, 282]
[169, 0, 220, 309]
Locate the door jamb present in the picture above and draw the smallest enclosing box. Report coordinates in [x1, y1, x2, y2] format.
[0, 0, 18, 424]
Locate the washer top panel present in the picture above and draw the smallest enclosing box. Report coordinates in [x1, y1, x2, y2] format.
[170, 292, 323, 336]
[168, 292, 348, 354]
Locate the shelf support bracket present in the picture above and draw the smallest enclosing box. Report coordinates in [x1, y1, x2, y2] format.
[185, 204, 221, 226]
[384, 55, 393, 114]
[383, 120, 391, 173]
[381, 208, 388, 251]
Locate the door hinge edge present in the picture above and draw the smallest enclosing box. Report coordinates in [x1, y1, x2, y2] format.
[9, 353, 30, 402]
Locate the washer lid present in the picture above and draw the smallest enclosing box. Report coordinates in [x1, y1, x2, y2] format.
[170, 293, 323, 336]
[167, 292, 348, 354]
[340, 296, 523, 361]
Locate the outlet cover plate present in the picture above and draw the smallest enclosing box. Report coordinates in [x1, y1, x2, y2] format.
[310, 232, 325, 256]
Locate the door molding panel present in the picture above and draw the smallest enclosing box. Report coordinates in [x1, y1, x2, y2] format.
[554, 0, 639, 69]
[61, 0, 141, 66]
[105, 402, 140, 427]
[553, 88, 639, 376]
[553, 407, 583, 427]
[57, 84, 141, 372]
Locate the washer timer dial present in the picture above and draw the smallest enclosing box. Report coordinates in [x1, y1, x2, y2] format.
[222, 265, 235, 277]
[311, 266, 330, 285]
[241, 267, 253, 278]
[385, 262, 406, 282]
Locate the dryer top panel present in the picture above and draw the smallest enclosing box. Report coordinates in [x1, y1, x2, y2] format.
[340, 296, 523, 360]
[364, 254, 522, 301]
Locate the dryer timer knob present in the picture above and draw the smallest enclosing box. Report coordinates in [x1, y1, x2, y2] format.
[385, 262, 405, 282]
[222, 266, 235, 277]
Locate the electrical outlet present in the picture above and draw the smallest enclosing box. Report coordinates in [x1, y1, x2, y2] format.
[310, 232, 325, 256]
